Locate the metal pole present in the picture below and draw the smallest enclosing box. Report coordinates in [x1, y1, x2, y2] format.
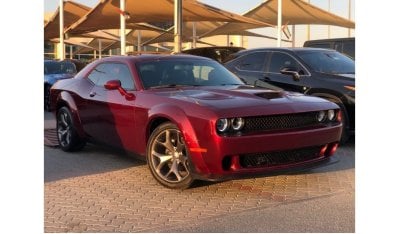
[174, 0, 182, 53]
[306, 0, 310, 40]
[59, 0, 65, 60]
[328, 0, 331, 38]
[348, 0, 351, 37]
[192, 22, 197, 48]
[69, 45, 73, 59]
[98, 39, 102, 59]
[277, 0, 282, 47]
[292, 25, 296, 47]
[120, 0, 126, 55]
[137, 30, 142, 52]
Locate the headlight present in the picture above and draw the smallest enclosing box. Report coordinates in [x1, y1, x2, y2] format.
[317, 111, 326, 122]
[216, 118, 229, 132]
[231, 118, 245, 131]
[327, 110, 336, 121]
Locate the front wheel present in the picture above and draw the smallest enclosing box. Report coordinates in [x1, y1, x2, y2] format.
[56, 107, 86, 151]
[146, 122, 194, 189]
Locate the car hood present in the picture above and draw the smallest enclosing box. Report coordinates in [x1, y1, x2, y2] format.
[44, 73, 75, 85]
[151, 85, 338, 116]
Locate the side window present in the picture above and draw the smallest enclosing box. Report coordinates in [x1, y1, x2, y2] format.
[237, 52, 267, 71]
[87, 63, 107, 85]
[268, 52, 301, 73]
[112, 64, 135, 90]
[334, 42, 343, 52]
[307, 43, 331, 49]
[87, 63, 135, 90]
[343, 41, 355, 59]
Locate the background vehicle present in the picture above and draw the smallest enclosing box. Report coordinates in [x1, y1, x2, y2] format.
[224, 48, 355, 143]
[182, 46, 245, 63]
[44, 60, 77, 111]
[303, 37, 355, 60]
[50, 55, 342, 189]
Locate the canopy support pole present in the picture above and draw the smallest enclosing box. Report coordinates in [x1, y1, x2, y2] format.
[120, 0, 126, 55]
[99, 39, 102, 59]
[348, 0, 351, 37]
[277, 0, 282, 47]
[59, 0, 65, 60]
[137, 30, 142, 52]
[292, 25, 296, 47]
[69, 45, 73, 59]
[306, 0, 310, 40]
[174, 0, 182, 53]
[192, 22, 197, 48]
[328, 0, 331, 38]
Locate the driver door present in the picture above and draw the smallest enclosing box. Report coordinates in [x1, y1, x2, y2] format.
[80, 62, 137, 151]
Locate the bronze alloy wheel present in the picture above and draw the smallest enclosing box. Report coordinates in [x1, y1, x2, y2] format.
[147, 122, 194, 189]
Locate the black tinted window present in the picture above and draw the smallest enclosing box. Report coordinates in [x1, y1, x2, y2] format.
[44, 61, 76, 75]
[306, 43, 331, 49]
[296, 50, 354, 75]
[88, 63, 134, 90]
[268, 52, 300, 73]
[343, 41, 355, 59]
[237, 52, 267, 71]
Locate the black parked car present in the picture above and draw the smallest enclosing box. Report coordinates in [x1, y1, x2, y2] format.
[224, 48, 355, 142]
[303, 37, 355, 60]
[182, 46, 245, 63]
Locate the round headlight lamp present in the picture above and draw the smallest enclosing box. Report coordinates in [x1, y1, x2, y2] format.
[231, 118, 245, 131]
[216, 118, 229, 132]
[317, 111, 326, 122]
[327, 110, 336, 121]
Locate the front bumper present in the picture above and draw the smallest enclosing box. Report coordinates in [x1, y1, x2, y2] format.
[188, 124, 342, 181]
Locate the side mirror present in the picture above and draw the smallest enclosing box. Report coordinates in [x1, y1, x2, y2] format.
[104, 80, 121, 90]
[280, 67, 301, 82]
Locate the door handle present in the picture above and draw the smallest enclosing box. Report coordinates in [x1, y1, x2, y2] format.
[89, 91, 96, 97]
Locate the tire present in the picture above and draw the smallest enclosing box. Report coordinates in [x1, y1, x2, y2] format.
[44, 84, 51, 112]
[56, 107, 86, 152]
[146, 122, 194, 189]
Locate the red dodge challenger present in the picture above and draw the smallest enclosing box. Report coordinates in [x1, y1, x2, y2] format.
[50, 55, 342, 189]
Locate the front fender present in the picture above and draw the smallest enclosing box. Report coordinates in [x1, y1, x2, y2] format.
[55, 91, 85, 138]
[147, 104, 211, 175]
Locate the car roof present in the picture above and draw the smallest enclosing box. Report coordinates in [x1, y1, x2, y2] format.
[235, 47, 336, 55]
[95, 54, 214, 63]
[304, 37, 355, 43]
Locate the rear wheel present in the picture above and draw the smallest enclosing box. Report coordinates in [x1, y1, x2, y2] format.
[147, 122, 194, 189]
[56, 107, 86, 151]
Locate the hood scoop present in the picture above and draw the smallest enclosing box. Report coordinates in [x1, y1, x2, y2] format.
[254, 91, 283, 100]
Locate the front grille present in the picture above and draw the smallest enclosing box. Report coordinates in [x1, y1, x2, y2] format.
[242, 112, 319, 133]
[240, 146, 322, 168]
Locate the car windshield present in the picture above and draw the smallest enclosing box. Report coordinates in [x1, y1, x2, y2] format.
[296, 50, 355, 75]
[44, 61, 77, 75]
[136, 59, 244, 89]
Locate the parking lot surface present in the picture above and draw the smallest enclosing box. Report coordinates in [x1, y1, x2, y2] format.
[44, 112, 354, 232]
